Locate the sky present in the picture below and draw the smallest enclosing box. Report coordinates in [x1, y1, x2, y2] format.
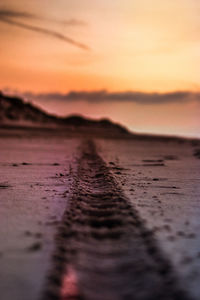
[0, 0, 200, 137]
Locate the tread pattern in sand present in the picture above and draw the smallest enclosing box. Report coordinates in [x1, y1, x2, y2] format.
[44, 140, 190, 300]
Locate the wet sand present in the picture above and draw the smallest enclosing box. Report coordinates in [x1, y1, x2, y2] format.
[0, 129, 200, 299]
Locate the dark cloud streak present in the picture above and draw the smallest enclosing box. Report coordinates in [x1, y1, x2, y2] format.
[0, 9, 34, 19]
[22, 90, 200, 104]
[0, 8, 89, 50]
[55, 19, 87, 27]
[0, 9, 87, 26]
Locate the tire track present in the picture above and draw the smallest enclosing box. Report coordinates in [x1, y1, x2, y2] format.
[43, 140, 191, 300]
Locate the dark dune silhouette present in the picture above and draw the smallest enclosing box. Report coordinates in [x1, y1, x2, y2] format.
[1, 91, 198, 142]
[0, 91, 129, 136]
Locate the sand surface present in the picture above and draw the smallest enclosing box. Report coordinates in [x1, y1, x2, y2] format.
[0, 134, 80, 300]
[0, 130, 200, 300]
[97, 137, 200, 299]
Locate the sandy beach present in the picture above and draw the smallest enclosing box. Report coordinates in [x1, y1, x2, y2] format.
[0, 128, 199, 300]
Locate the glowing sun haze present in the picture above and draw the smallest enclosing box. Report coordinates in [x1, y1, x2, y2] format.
[0, 0, 200, 137]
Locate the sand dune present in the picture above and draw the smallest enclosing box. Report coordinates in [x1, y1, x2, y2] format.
[0, 91, 129, 137]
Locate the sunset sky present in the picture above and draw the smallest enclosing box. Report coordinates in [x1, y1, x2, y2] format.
[0, 0, 200, 137]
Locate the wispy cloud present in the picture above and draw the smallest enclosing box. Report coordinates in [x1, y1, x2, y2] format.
[54, 19, 87, 27]
[0, 9, 34, 19]
[20, 90, 200, 104]
[0, 8, 89, 50]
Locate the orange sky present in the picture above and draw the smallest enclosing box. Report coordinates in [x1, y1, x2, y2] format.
[0, 0, 200, 137]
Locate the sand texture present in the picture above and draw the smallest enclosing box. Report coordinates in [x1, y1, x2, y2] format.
[0, 130, 200, 299]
